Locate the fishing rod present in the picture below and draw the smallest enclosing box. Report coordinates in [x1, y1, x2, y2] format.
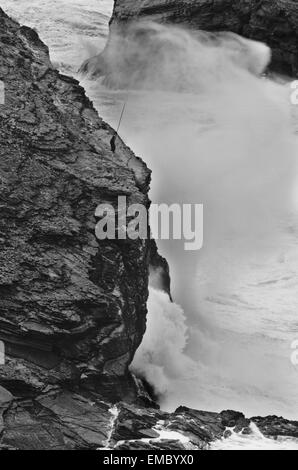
[116, 98, 128, 135]
[113, 0, 148, 144]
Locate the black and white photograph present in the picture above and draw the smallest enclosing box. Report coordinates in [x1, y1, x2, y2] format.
[0, 0, 298, 455]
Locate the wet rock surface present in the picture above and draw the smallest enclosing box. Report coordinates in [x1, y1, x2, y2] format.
[0, 6, 165, 448]
[82, 0, 298, 77]
[0, 6, 153, 402]
[1, 388, 298, 449]
[251, 415, 298, 438]
[106, 403, 298, 450]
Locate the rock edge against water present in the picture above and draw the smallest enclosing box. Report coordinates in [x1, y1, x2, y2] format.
[1, 386, 298, 450]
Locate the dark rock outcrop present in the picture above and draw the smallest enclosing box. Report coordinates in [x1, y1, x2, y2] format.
[81, 0, 298, 77]
[102, 403, 298, 450]
[0, 5, 168, 447]
[251, 415, 298, 438]
[1, 385, 298, 449]
[149, 240, 172, 299]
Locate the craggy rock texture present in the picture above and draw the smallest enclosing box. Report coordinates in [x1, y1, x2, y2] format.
[91, 403, 298, 450]
[0, 6, 165, 447]
[149, 240, 172, 299]
[0, 6, 152, 399]
[81, 0, 298, 77]
[252, 415, 298, 438]
[1, 387, 298, 449]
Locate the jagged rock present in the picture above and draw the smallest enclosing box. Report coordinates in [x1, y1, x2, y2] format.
[251, 415, 298, 438]
[105, 404, 298, 450]
[165, 407, 250, 448]
[0, 389, 114, 450]
[220, 409, 250, 431]
[149, 240, 172, 299]
[110, 402, 167, 443]
[116, 439, 187, 450]
[166, 407, 225, 448]
[0, 5, 176, 449]
[107, 404, 249, 450]
[0, 2, 166, 433]
[80, 0, 298, 78]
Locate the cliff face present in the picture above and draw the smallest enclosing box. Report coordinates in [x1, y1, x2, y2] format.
[82, 0, 298, 77]
[0, 6, 157, 447]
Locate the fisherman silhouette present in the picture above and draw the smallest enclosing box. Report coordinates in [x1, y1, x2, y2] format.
[110, 132, 117, 153]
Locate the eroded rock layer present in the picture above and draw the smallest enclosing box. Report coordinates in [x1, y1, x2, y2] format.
[0, 5, 155, 419]
[2, 391, 297, 450]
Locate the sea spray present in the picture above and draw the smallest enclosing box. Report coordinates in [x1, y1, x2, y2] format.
[132, 287, 198, 397]
[92, 22, 298, 417]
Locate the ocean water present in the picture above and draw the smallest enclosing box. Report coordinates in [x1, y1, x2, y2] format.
[2, 0, 298, 450]
[1, 0, 113, 72]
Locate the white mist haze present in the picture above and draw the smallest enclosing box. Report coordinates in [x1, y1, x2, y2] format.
[82, 22, 298, 417]
[132, 287, 198, 395]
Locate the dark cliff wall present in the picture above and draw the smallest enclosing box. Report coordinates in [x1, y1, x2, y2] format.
[85, 0, 298, 77]
[0, 4, 154, 425]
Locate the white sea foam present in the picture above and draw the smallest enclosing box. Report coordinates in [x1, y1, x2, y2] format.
[211, 423, 298, 450]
